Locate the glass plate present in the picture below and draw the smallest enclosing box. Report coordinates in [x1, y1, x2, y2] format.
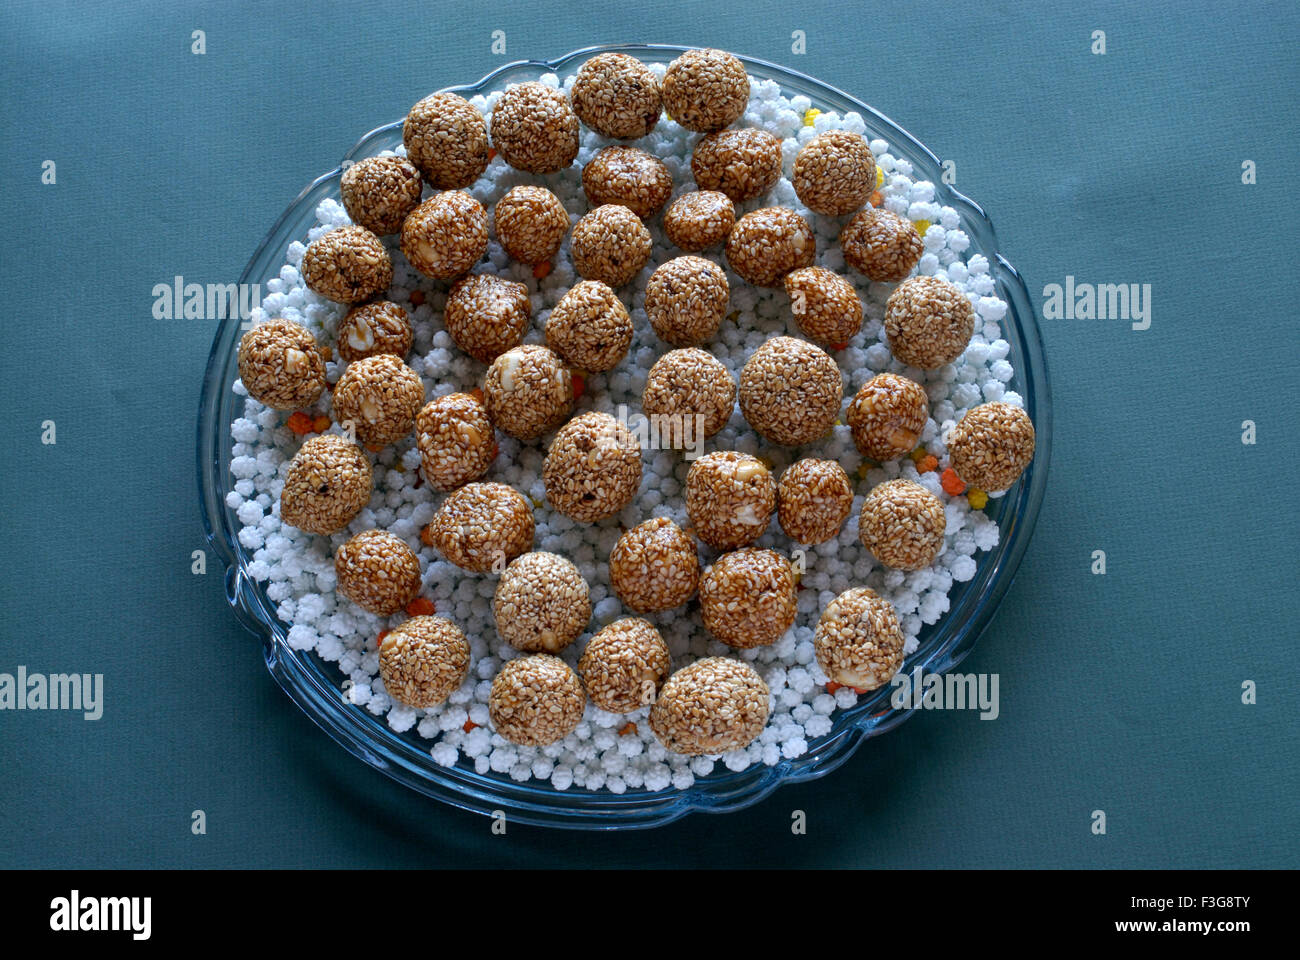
[197, 43, 1052, 830]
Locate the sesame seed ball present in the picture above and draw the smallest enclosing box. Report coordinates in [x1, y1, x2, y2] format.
[884, 275, 976, 369]
[579, 618, 671, 714]
[947, 402, 1036, 492]
[543, 411, 642, 523]
[691, 127, 782, 202]
[840, 207, 923, 283]
[738, 336, 843, 446]
[650, 657, 770, 756]
[493, 551, 591, 653]
[569, 52, 662, 140]
[301, 226, 393, 304]
[399, 192, 488, 280]
[686, 451, 776, 550]
[334, 529, 422, 616]
[792, 131, 877, 216]
[336, 300, 413, 363]
[426, 481, 534, 573]
[483, 345, 574, 441]
[403, 92, 489, 189]
[490, 82, 580, 174]
[279, 434, 373, 535]
[641, 348, 736, 441]
[331, 354, 424, 447]
[237, 318, 325, 410]
[662, 190, 735, 252]
[846, 372, 929, 461]
[570, 204, 652, 288]
[725, 207, 816, 287]
[582, 146, 673, 220]
[859, 479, 946, 571]
[489, 654, 586, 747]
[777, 458, 854, 545]
[661, 48, 749, 133]
[544, 280, 632, 372]
[644, 255, 730, 347]
[379, 615, 470, 709]
[415, 392, 496, 491]
[784, 266, 863, 347]
[814, 588, 905, 692]
[700, 549, 797, 649]
[339, 156, 423, 236]
[609, 517, 700, 613]
[443, 273, 531, 364]
[493, 185, 570, 266]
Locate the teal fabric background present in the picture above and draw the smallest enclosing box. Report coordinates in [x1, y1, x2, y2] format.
[1, 0, 1297, 868]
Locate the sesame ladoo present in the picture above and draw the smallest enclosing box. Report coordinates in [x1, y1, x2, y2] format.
[336, 300, 412, 363]
[403, 92, 489, 189]
[278, 433, 372, 535]
[814, 588, 905, 691]
[542, 411, 642, 523]
[691, 127, 782, 202]
[334, 529, 422, 616]
[569, 52, 662, 140]
[859, 478, 946, 571]
[426, 481, 534, 572]
[662, 190, 735, 251]
[415, 392, 496, 491]
[650, 657, 770, 755]
[578, 617, 672, 714]
[643, 255, 730, 347]
[493, 551, 591, 653]
[947, 402, 1036, 491]
[777, 458, 854, 544]
[570, 204, 652, 287]
[698, 548, 797, 649]
[784, 266, 863, 347]
[443, 273, 531, 364]
[301, 225, 392, 304]
[491, 82, 580, 174]
[380, 615, 471, 709]
[608, 517, 700, 613]
[884, 275, 975, 369]
[840, 207, 923, 282]
[846, 372, 929, 461]
[725, 207, 815, 287]
[641, 348, 736, 441]
[492, 185, 570, 265]
[792, 130, 876, 216]
[739, 336, 843, 446]
[489, 654, 586, 747]
[544, 280, 633, 372]
[661, 48, 749, 133]
[237, 318, 325, 410]
[331, 354, 424, 447]
[400, 191, 489, 280]
[340, 155, 423, 236]
[482, 344, 574, 441]
[685, 451, 776, 550]
[582, 146, 673, 220]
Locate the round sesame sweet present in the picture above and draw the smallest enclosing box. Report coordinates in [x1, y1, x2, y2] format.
[814, 588, 905, 692]
[493, 551, 591, 653]
[725, 207, 816, 287]
[661, 48, 749, 133]
[609, 517, 700, 613]
[544, 280, 632, 372]
[489, 654, 586, 747]
[859, 479, 946, 571]
[884, 275, 976, 369]
[543, 411, 642, 523]
[569, 52, 662, 140]
[699, 548, 797, 649]
[336, 300, 413, 363]
[650, 657, 770, 756]
[691, 127, 782, 202]
[279, 433, 373, 535]
[491, 81, 580, 174]
[739, 336, 843, 446]
[644, 255, 730, 347]
[399, 191, 488, 280]
[784, 266, 863, 347]
[331, 354, 424, 447]
[792, 130, 877, 216]
[379, 615, 471, 709]
[443, 273, 531, 364]
[579, 618, 672, 714]
[840, 207, 923, 283]
[482, 344, 574, 441]
[846, 372, 929, 461]
[334, 529, 422, 616]
[301, 226, 393, 304]
[237, 318, 325, 410]
[403, 92, 489, 189]
[570, 204, 652, 288]
[582, 146, 673, 220]
[662, 190, 735, 252]
[492, 185, 570, 266]
[415, 392, 496, 491]
[425, 481, 534, 573]
[777, 458, 854, 545]
[641, 348, 736, 442]
[339, 155, 423, 236]
[685, 451, 776, 550]
[947, 401, 1037, 492]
